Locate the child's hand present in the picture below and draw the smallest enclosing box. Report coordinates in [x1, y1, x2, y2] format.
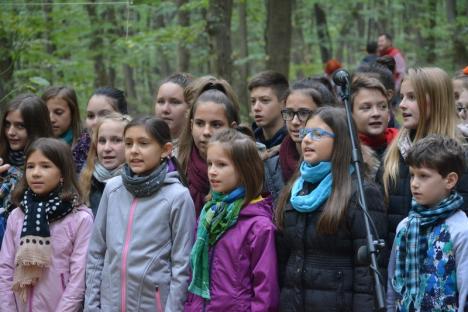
[0, 158, 11, 174]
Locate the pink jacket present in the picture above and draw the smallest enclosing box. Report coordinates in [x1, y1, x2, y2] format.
[0, 205, 93, 312]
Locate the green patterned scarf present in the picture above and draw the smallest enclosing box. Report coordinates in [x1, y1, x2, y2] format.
[188, 187, 245, 299]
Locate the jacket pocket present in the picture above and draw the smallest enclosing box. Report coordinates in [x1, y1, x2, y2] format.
[155, 286, 164, 312]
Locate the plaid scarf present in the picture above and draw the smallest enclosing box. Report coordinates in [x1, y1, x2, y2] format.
[392, 191, 463, 310]
[13, 189, 76, 301]
[188, 187, 245, 299]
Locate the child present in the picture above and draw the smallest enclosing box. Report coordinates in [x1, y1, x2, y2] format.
[85, 117, 195, 311]
[86, 87, 128, 133]
[42, 86, 91, 173]
[178, 77, 240, 216]
[154, 72, 193, 155]
[387, 135, 468, 311]
[264, 77, 334, 203]
[0, 138, 93, 311]
[275, 107, 387, 311]
[80, 113, 131, 216]
[0, 94, 53, 247]
[380, 67, 468, 245]
[185, 128, 279, 311]
[453, 69, 468, 138]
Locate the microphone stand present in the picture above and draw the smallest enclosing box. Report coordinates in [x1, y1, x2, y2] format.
[337, 78, 386, 311]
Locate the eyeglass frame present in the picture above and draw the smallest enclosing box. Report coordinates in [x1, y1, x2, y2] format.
[299, 127, 336, 141]
[281, 108, 314, 122]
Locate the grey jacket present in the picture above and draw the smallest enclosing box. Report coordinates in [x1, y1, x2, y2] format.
[85, 171, 195, 312]
[263, 154, 285, 204]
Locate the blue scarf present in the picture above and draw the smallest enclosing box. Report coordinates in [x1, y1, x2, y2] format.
[392, 191, 464, 310]
[290, 161, 333, 212]
[60, 128, 73, 146]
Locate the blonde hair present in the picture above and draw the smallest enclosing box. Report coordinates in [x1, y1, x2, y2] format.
[80, 112, 131, 204]
[383, 67, 459, 198]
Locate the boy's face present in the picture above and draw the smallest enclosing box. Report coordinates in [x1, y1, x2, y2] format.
[250, 87, 283, 129]
[410, 166, 458, 207]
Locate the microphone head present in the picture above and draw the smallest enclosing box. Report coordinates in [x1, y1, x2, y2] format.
[332, 69, 350, 87]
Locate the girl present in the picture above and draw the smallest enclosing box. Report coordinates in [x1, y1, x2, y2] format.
[85, 117, 195, 311]
[178, 77, 240, 216]
[380, 67, 468, 244]
[0, 94, 53, 247]
[42, 86, 90, 173]
[0, 138, 93, 311]
[185, 128, 279, 311]
[351, 75, 398, 160]
[276, 107, 387, 311]
[154, 73, 193, 155]
[453, 68, 468, 138]
[80, 113, 131, 216]
[264, 78, 335, 203]
[86, 87, 128, 133]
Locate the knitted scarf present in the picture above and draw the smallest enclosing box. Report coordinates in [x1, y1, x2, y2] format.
[7, 150, 25, 167]
[187, 147, 209, 217]
[279, 135, 300, 182]
[13, 189, 75, 301]
[359, 128, 398, 151]
[92, 162, 123, 183]
[392, 192, 463, 310]
[290, 161, 333, 212]
[60, 128, 74, 146]
[188, 187, 245, 299]
[121, 161, 167, 198]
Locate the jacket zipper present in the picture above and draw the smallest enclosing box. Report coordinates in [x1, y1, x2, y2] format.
[155, 286, 163, 311]
[60, 273, 66, 290]
[203, 244, 216, 312]
[120, 198, 139, 312]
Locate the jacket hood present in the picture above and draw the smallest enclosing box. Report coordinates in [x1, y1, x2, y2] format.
[239, 196, 273, 219]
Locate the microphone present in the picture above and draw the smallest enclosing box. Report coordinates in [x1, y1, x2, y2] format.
[332, 69, 350, 87]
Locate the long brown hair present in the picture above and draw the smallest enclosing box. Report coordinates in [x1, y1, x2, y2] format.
[12, 138, 82, 205]
[383, 67, 459, 198]
[207, 128, 264, 206]
[275, 107, 353, 234]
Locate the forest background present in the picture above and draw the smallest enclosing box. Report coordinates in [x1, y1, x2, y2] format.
[1, 0, 467, 120]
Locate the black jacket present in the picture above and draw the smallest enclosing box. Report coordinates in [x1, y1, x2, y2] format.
[276, 179, 388, 312]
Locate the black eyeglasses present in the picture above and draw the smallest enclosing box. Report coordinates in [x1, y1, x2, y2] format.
[281, 108, 314, 122]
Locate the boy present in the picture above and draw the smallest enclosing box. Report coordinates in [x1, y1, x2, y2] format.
[248, 71, 289, 156]
[387, 135, 468, 312]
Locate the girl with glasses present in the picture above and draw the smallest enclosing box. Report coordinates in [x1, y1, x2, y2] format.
[275, 106, 387, 311]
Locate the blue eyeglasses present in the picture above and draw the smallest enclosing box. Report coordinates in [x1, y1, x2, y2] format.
[299, 127, 335, 141]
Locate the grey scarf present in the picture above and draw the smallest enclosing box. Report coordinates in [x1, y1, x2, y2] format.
[93, 162, 123, 183]
[121, 161, 168, 197]
[397, 130, 413, 159]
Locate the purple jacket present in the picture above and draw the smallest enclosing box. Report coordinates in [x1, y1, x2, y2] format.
[0, 205, 93, 312]
[185, 197, 279, 312]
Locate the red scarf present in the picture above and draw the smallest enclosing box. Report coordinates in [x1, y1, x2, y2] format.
[187, 147, 210, 217]
[279, 135, 301, 182]
[358, 128, 398, 150]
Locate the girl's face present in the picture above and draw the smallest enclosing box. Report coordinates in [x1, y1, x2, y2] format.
[454, 81, 468, 121]
[46, 97, 72, 137]
[301, 116, 334, 164]
[86, 95, 117, 132]
[4, 110, 28, 151]
[26, 150, 62, 196]
[154, 82, 189, 138]
[97, 120, 126, 170]
[124, 125, 172, 176]
[284, 91, 317, 143]
[399, 80, 420, 130]
[207, 143, 240, 194]
[352, 88, 389, 137]
[191, 101, 232, 159]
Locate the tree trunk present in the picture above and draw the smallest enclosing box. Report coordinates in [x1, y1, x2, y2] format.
[206, 0, 233, 82]
[153, 12, 171, 78]
[43, 0, 56, 81]
[426, 0, 437, 64]
[314, 3, 332, 64]
[86, 1, 108, 87]
[176, 0, 190, 72]
[446, 0, 468, 69]
[265, 0, 292, 77]
[0, 21, 14, 101]
[237, 0, 250, 114]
